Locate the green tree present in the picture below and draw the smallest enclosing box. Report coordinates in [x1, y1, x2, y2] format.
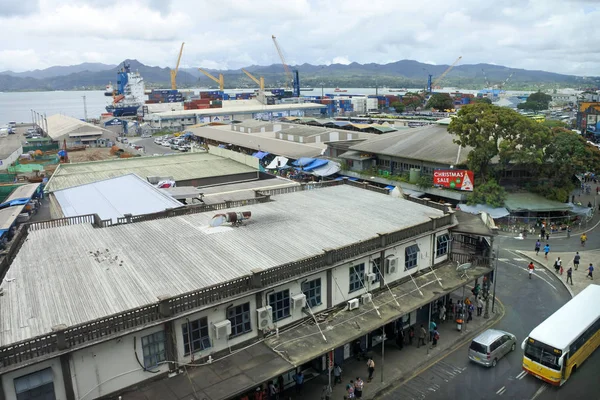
[467, 179, 507, 207]
[541, 120, 568, 129]
[517, 91, 552, 113]
[402, 94, 423, 111]
[471, 97, 492, 104]
[426, 93, 454, 110]
[448, 103, 536, 180]
[390, 101, 405, 113]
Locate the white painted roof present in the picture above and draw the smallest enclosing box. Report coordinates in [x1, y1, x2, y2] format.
[528, 284, 600, 350]
[0, 185, 443, 345]
[152, 102, 325, 118]
[46, 114, 108, 141]
[53, 174, 184, 222]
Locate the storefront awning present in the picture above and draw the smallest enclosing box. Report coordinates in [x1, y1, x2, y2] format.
[457, 203, 510, 219]
[252, 151, 270, 160]
[266, 156, 289, 169]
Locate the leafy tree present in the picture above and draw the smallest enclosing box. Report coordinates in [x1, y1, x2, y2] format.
[471, 97, 492, 104]
[402, 94, 423, 111]
[448, 103, 541, 180]
[390, 101, 405, 113]
[426, 93, 454, 110]
[467, 179, 507, 207]
[541, 120, 568, 129]
[517, 91, 552, 113]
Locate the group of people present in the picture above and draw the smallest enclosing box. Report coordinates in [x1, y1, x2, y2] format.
[528, 251, 594, 282]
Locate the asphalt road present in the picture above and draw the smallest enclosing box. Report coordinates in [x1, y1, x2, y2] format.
[129, 137, 177, 155]
[381, 238, 598, 400]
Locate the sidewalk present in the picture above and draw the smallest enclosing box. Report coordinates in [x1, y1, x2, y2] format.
[517, 249, 600, 297]
[282, 291, 505, 400]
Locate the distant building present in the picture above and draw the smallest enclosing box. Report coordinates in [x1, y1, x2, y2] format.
[44, 114, 116, 147]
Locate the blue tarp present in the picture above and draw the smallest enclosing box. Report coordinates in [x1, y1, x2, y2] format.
[292, 158, 315, 167]
[0, 228, 8, 238]
[385, 185, 395, 191]
[252, 151, 270, 160]
[0, 198, 29, 209]
[218, 144, 226, 148]
[302, 159, 329, 171]
[348, 177, 359, 181]
[334, 177, 344, 181]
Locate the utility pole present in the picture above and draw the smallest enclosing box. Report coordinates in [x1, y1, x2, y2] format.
[381, 332, 385, 383]
[492, 246, 499, 313]
[82, 95, 88, 122]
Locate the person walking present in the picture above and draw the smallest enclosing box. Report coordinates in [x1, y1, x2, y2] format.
[346, 383, 355, 398]
[396, 329, 404, 350]
[294, 371, 304, 394]
[581, 233, 587, 247]
[408, 326, 415, 346]
[566, 267, 573, 285]
[333, 364, 342, 385]
[417, 324, 426, 348]
[535, 240, 541, 256]
[588, 263, 594, 280]
[477, 296, 484, 316]
[574, 252, 581, 271]
[439, 303, 446, 323]
[429, 320, 437, 341]
[431, 329, 439, 348]
[528, 261, 534, 279]
[544, 243, 550, 260]
[354, 377, 364, 398]
[366, 358, 375, 382]
[554, 257, 562, 274]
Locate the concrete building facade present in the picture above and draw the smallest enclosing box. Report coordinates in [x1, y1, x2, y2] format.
[0, 181, 493, 400]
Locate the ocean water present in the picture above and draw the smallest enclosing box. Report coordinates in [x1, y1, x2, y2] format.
[0, 87, 533, 125]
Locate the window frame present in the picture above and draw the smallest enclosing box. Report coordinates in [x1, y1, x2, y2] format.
[372, 258, 382, 283]
[436, 234, 450, 257]
[302, 278, 322, 308]
[405, 244, 420, 271]
[349, 263, 365, 293]
[141, 331, 167, 368]
[269, 289, 291, 322]
[227, 302, 252, 338]
[182, 317, 211, 356]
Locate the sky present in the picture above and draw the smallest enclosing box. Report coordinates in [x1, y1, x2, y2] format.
[0, 0, 598, 76]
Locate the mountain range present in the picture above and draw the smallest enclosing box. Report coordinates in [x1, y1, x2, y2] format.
[1, 59, 598, 92]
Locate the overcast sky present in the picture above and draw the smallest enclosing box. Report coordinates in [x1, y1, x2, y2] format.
[0, 0, 598, 75]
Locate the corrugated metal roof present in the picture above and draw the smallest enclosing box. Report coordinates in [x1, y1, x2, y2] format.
[53, 174, 184, 222]
[349, 124, 471, 165]
[0, 205, 24, 231]
[153, 102, 325, 118]
[3, 183, 40, 202]
[190, 126, 326, 159]
[46, 114, 108, 141]
[0, 185, 444, 345]
[44, 152, 257, 193]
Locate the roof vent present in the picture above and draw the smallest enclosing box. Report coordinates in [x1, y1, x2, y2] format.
[210, 211, 252, 227]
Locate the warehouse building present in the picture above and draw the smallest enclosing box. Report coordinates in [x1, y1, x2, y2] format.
[0, 180, 494, 400]
[44, 114, 116, 147]
[0, 135, 23, 171]
[44, 152, 259, 193]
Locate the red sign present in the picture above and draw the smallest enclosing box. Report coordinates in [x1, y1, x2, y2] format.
[433, 169, 474, 191]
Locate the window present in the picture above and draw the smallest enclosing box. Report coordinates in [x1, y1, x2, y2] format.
[14, 368, 55, 400]
[182, 317, 211, 355]
[269, 289, 291, 322]
[436, 234, 450, 257]
[302, 278, 322, 308]
[349, 263, 365, 293]
[227, 302, 252, 337]
[405, 244, 420, 270]
[372, 258, 382, 282]
[141, 331, 167, 368]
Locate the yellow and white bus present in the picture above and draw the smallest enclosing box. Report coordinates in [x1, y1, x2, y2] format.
[522, 284, 600, 386]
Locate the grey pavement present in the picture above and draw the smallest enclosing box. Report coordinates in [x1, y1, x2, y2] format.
[518, 248, 599, 297]
[281, 290, 505, 400]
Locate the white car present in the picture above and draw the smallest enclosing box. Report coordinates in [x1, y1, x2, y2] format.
[161, 141, 171, 147]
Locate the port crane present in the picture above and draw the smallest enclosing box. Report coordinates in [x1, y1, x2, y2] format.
[241, 68, 265, 91]
[427, 56, 462, 92]
[271, 34, 300, 96]
[170, 42, 185, 90]
[197, 68, 225, 91]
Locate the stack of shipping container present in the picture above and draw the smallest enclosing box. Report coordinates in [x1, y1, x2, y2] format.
[183, 91, 227, 110]
[145, 89, 184, 104]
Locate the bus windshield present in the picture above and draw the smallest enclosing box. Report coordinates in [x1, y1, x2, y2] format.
[524, 341, 561, 371]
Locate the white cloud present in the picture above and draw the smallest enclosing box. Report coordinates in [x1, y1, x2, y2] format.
[0, 0, 598, 76]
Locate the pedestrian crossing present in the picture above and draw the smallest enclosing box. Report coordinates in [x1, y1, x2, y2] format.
[498, 258, 526, 262]
[382, 360, 466, 400]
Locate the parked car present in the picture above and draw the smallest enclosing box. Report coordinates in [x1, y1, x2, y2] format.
[141, 133, 151, 138]
[178, 145, 188, 152]
[161, 141, 171, 147]
[468, 329, 517, 367]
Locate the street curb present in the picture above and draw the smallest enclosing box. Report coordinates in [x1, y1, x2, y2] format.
[515, 250, 575, 298]
[370, 298, 506, 400]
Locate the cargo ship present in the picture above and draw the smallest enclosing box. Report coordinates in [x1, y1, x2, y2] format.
[105, 63, 145, 117]
[104, 82, 114, 96]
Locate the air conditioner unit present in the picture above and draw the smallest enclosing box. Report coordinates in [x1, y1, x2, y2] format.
[347, 298, 360, 311]
[291, 293, 306, 310]
[361, 293, 373, 304]
[366, 272, 377, 284]
[386, 258, 398, 274]
[257, 306, 273, 330]
[213, 320, 232, 340]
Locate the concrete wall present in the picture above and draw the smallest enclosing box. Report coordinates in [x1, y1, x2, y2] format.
[383, 235, 433, 283]
[433, 229, 450, 265]
[208, 145, 260, 170]
[2, 358, 66, 400]
[174, 293, 258, 363]
[70, 324, 169, 399]
[330, 254, 380, 307]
